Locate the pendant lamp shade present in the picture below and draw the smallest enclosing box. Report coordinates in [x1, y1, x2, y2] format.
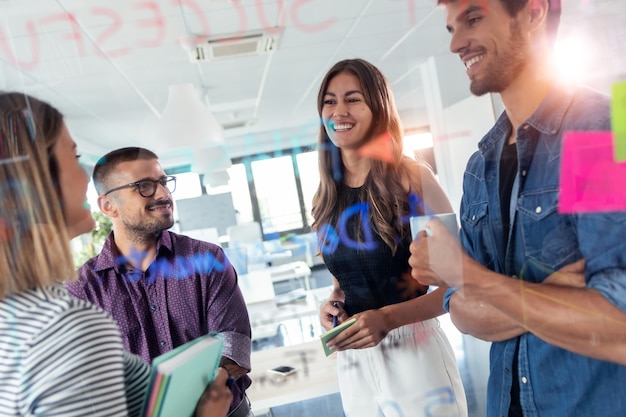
[156, 83, 224, 152]
[202, 170, 230, 187]
[192, 145, 232, 173]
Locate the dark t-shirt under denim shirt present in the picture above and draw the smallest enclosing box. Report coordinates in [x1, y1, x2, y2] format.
[499, 142, 523, 417]
[444, 84, 626, 417]
[67, 230, 252, 415]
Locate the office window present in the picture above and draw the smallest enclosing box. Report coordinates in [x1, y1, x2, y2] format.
[228, 163, 254, 224]
[403, 132, 433, 157]
[403, 132, 437, 175]
[251, 155, 303, 235]
[296, 151, 320, 227]
[86, 180, 99, 214]
[172, 172, 203, 200]
[169, 172, 202, 228]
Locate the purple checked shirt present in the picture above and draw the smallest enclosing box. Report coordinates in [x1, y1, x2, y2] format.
[66, 230, 252, 413]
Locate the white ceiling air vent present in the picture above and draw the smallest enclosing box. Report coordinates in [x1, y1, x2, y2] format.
[222, 119, 257, 130]
[191, 33, 275, 62]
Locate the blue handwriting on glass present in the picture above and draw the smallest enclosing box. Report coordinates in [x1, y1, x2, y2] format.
[317, 191, 429, 255]
[117, 246, 229, 282]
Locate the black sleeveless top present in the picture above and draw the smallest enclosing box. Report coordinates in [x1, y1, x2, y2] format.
[322, 186, 427, 316]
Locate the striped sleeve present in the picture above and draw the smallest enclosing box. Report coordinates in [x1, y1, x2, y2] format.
[123, 351, 151, 417]
[19, 305, 149, 417]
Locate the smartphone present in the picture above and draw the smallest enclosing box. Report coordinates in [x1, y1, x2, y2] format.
[267, 365, 297, 376]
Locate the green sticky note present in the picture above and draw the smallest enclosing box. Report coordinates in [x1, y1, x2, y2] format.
[611, 80, 626, 162]
[320, 318, 357, 356]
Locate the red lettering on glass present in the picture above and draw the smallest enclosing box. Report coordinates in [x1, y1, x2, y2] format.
[91, 7, 130, 57]
[406, 0, 416, 26]
[290, 0, 336, 33]
[255, 0, 286, 36]
[222, 0, 248, 43]
[39, 13, 86, 57]
[0, 0, 343, 71]
[175, 0, 211, 45]
[459, 0, 490, 13]
[0, 21, 40, 71]
[134, 2, 166, 48]
[390, 0, 420, 26]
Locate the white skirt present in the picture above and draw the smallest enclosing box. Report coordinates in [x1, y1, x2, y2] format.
[336, 318, 468, 417]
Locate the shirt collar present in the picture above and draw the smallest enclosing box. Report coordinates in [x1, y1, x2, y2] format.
[525, 84, 575, 135]
[93, 230, 174, 272]
[157, 230, 174, 254]
[478, 84, 575, 152]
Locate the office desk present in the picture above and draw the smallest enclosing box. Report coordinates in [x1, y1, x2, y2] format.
[266, 261, 312, 291]
[247, 340, 339, 415]
[248, 293, 320, 341]
[239, 270, 327, 341]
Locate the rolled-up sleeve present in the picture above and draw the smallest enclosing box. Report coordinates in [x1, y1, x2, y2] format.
[576, 211, 626, 314]
[588, 268, 626, 314]
[443, 287, 459, 312]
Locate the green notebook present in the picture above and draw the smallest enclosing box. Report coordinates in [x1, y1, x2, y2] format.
[140, 334, 224, 417]
[320, 318, 357, 356]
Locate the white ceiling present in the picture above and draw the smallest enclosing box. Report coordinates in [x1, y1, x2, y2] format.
[1, 0, 625, 170]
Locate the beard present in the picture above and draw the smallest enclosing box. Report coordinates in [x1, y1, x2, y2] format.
[470, 20, 528, 96]
[123, 215, 174, 243]
[121, 200, 175, 244]
[122, 213, 174, 243]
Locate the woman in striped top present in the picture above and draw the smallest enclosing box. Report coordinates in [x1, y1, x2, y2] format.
[0, 92, 232, 417]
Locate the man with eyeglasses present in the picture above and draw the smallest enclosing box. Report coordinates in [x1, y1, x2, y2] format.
[66, 147, 254, 417]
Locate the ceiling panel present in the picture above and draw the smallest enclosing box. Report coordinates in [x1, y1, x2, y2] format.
[0, 0, 624, 167]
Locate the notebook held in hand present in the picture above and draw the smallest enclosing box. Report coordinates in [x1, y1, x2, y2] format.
[140, 334, 224, 417]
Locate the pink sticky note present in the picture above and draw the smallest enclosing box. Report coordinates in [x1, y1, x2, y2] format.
[559, 131, 626, 213]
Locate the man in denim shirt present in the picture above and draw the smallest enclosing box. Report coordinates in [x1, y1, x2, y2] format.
[409, 0, 626, 416]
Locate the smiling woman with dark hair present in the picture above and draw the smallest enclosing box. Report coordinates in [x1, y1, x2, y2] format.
[312, 59, 468, 417]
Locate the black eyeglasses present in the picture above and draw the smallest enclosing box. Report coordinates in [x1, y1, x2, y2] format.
[103, 175, 177, 198]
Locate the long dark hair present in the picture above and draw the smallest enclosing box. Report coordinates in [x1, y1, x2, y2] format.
[311, 59, 422, 254]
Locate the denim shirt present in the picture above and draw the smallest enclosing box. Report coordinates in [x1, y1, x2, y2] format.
[445, 85, 626, 417]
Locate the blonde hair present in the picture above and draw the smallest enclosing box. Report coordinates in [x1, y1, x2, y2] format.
[0, 92, 74, 298]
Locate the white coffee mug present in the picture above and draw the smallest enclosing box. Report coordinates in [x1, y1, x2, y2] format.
[410, 213, 458, 239]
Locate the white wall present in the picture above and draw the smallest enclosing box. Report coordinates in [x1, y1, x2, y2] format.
[420, 55, 499, 214]
[435, 94, 498, 212]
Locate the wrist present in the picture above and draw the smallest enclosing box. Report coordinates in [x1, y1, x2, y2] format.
[378, 305, 397, 331]
[459, 255, 489, 288]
